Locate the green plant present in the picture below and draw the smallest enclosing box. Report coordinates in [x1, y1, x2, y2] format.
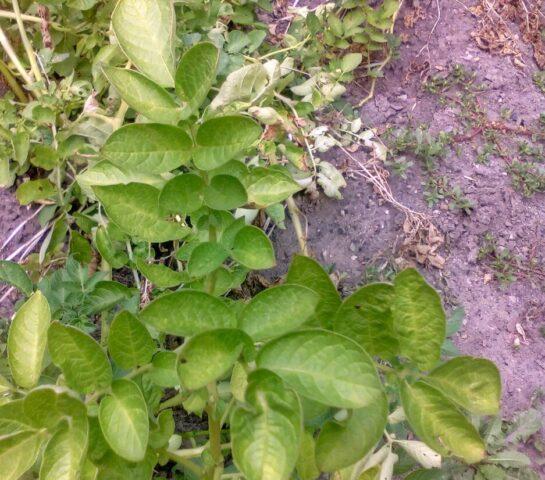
[533, 70, 545, 94]
[507, 160, 545, 196]
[478, 233, 518, 285]
[0, 255, 503, 480]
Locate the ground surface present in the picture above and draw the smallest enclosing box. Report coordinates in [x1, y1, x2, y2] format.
[0, 0, 543, 473]
[273, 0, 545, 461]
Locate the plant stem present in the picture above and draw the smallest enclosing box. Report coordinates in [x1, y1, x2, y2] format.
[286, 196, 308, 256]
[0, 58, 27, 102]
[158, 391, 185, 411]
[166, 451, 203, 476]
[205, 223, 218, 295]
[11, 0, 43, 87]
[0, 25, 34, 86]
[125, 240, 141, 290]
[259, 35, 310, 60]
[205, 383, 224, 480]
[0, 9, 66, 31]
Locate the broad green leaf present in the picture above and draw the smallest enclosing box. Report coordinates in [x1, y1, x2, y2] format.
[23, 387, 87, 431]
[94, 183, 190, 243]
[393, 269, 446, 370]
[139, 290, 237, 336]
[175, 42, 219, 114]
[81, 460, 99, 480]
[244, 167, 302, 208]
[149, 409, 175, 449]
[112, 0, 175, 87]
[95, 448, 157, 480]
[70, 230, 93, 264]
[0, 430, 47, 480]
[7, 291, 50, 389]
[77, 160, 166, 200]
[425, 356, 501, 415]
[316, 398, 388, 472]
[333, 283, 399, 358]
[48, 322, 113, 394]
[159, 173, 205, 214]
[178, 328, 253, 390]
[204, 174, 248, 210]
[99, 379, 149, 462]
[239, 284, 320, 341]
[102, 124, 192, 174]
[104, 67, 182, 124]
[296, 429, 320, 480]
[400, 381, 485, 463]
[108, 311, 156, 370]
[135, 258, 186, 288]
[188, 241, 229, 278]
[231, 225, 276, 269]
[81, 280, 134, 315]
[147, 351, 178, 388]
[257, 330, 384, 408]
[0, 260, 33, 296]
[487, 450, 532, 468]
[15, 179, 55, 205]
[0, 400, 34, 436]
[286, 255, 341, 328]
[231, 370, 302, 480]
[31, 144, 59, 170]
[193, 116, 262, 170]
[40, 420, 89, 480]
[95, 226, 129, 269]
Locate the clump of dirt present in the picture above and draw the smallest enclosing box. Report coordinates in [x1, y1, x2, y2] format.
[273, 0, 545, 467]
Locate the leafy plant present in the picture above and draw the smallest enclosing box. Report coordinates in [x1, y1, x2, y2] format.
[0, 255, 503, 479]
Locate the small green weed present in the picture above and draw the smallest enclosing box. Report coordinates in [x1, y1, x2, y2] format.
[508, 161, 545, 196]
[533, 70, 545, 94]
[478, 233, 518, 285]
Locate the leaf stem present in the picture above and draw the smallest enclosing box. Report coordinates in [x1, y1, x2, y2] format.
[0, 9, 66, 31]
[11, 0, 43, 88]
[158, 391, 185, 411]
[0, 25, 34, 86]
[166, 451, 203, 476]
[125, 240, 141, 290]
[0, 58, 27, 102]
[286, 196, 308, 256]
[205, 382, 224, 480]
[259, 35, 311, 60]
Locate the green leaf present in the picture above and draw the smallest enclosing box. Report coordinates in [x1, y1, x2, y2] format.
[193, 116, 262, 170]
[23, 387, 86, 431]
[425, 356, 501, 415]
[40, 420, 89, 480]
[239, 284, 320, 341]
[95, 447, 157, 480]
[99, 379, 149, 462]
[48, 322, 113, 394]
[188, 241, 229, 278]
[210, 64, 268, 110]
[341, 53, 363, 72]
[178, 328, 253, 390]
[112, 0, 175, 87]
[135, 258, 186, 288]
[286, 255, 341, 328]
[231, 225, 275, 270]
[257, 330, 384, 408]
[31, 144, 59, 170]
[0, 400, 34, 436]
[147, 351, 178, 388]
[175, 42, 219, 114]
[231, 370, 302, 480]
[315, 399, 388, 471]
[104, 67, 181, 124]
[404, 469, 444, 480]
[296, 429, 320, 480]
[0, 260, 33, 296]
[108, 311, 156, 370]
[393, 269, 446, 370]
[7, 291, 50, 389]
[204, 174, 248, 210]
[15, 179, 56, 205]
[0, 430, 47, 480]
[94, 183, 190, 243]
[139, 290, 237, 336]
[244, 167, 302, 208]
[102, 124, 192, 174]
[487, 450, 532, 468]
[149, 409, 175, 449]
[400, 380, 485, 463]
[333, 283, 399, 359]
[77, 160, 166, 200]
[159, 173, 205, 214]
[70, 230, 93, 264]
[81, 281, 134, 315]
[95, 226, 129, 269]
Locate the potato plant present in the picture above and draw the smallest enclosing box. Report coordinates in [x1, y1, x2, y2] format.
[0, 254, 501, 480]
